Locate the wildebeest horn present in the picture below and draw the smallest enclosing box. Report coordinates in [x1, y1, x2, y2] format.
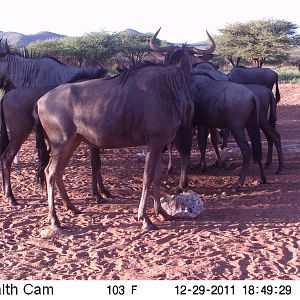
[5, 39, 10, 54]
[150, 28, 177, 52]
[187, 31, 216, 55]
[150, 28, 215, 55]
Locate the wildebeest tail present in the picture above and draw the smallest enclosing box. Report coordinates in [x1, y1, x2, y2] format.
[249, 95, 262, 163]
[275, 76, 280, 102]
[173, 102, 194, 158]
[33, 106, 49, 187]
[0, 95, 10, 156]
[269, 92, 277, 128]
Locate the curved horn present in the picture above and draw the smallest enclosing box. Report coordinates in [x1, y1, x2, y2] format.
[5, 39, 10, 54]
[149, 27, 176, 52]
[188, 31, 216, 55]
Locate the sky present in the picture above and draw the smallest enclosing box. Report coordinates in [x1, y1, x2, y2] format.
[1, 0, 299, 43]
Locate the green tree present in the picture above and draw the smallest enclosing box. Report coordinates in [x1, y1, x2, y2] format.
[27, 38, 66, 62]
[27, 31, 154, 71]
[116, 31, 152, 66]
[216, 19, 300, 67]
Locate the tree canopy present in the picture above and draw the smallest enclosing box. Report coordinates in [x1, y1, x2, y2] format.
[215, 19, 300, 67]
[27, 30, 153, 72]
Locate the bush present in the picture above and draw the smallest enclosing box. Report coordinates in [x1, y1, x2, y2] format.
[274, 67, 300, 83]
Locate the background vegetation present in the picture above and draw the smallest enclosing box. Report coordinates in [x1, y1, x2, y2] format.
[18, 19, 300, 81]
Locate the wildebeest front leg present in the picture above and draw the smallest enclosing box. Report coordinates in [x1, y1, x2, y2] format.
[195, 125, 208, 172]
[265, 137, 273, 168]
[220, 128, 229, 149]
[260, 122, 284, 174]
[166, 143, 173, 175]
[153, 159, 174, 221]
[55, 139, 82, 215]
[45, 157, 61, 229]
[56, 174, 81, 215]
[209, 127, 221, 167]
[138, 140, 166, 230]
[90, 146, 112, 203]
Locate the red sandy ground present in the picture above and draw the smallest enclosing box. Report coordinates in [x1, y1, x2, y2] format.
[0, 84, 299, 280]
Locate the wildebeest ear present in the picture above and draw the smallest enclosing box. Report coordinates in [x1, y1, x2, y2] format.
[191, 53, 214, 65]
[202, 53, 214, 61]
[149, 51, 165, 64]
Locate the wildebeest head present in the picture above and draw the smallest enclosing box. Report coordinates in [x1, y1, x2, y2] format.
[149, 28, 216, 65]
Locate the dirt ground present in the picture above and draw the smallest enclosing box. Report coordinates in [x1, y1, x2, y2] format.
[0, 84, 299, 280]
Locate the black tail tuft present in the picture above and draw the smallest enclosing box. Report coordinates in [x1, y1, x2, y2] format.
[275, 77, 280, 103]
[0, 95, 10, 156]
[249, 97, 262, 163]
[268, 92, 277, 129]
[34, 111, 49, 187]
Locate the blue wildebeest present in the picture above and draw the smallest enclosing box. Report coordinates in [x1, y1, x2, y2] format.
[229, 66, 280, 102]
[0, 41, 108, 205]
[228, 66, 281, 168]
[190, 67, 284, 176]
[0, 86, 114, 206]
[0, 39, 107, 88]
[191, 72, 267, 191]
[34, 28, 216, 231]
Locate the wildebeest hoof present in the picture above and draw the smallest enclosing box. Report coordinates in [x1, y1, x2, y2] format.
[40, 226, 66, 238]
[160, 212, 175, 221]
[96, 196, 108, 204]
[166, 167, 173, 175]
[213, 160, 221, 168]
[260, 179, 267, 184]
[275, 169, 284, 175]
[71, 208, 81, 215]
[67, 205, 81, 215]
[142, 222, 158, 231]
[9, 198, 18, 206]
[102, 189, 114, 198]
[189, 163, 200, 170]
[232, 184, 242, 193]
[264, 162, 272, 169]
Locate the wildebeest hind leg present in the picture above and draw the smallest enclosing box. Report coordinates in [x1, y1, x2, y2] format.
[55, 138, 82, 215]
[230, 128, 251, 191]
[261, 122, 284, 174]
[265, 137, 273, 168]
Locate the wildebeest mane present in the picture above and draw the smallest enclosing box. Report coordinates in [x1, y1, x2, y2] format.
[193, 61, 218, 70]
[193, 71, 221, 81]
[105, 61, 162, 85]
[0, 39, 66, 65]
[67, 68, 107, 83]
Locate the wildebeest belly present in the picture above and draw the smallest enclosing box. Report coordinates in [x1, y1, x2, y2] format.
[193, 98, 228, 129]
[74, 95, 179, 149]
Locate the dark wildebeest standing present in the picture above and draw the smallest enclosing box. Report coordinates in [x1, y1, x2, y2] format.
[0, 86, 112, 205]
[229, 66, 280, 102]
[229, 66, 281, 168]
[34, 28, 216, 231]
[243, 84, 284, 174]
[191, 73, 267, 191]
[0, 41, 108, 205]
[191, 68, 284, 175]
